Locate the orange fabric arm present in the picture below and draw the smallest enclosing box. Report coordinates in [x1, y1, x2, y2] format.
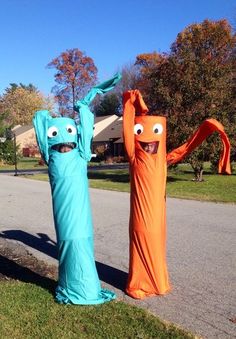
[123, 90, 149, 162]
[166, 118, 231, 174]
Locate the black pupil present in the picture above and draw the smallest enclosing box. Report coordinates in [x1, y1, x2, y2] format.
[68, 128, 72, 133]
[52, 131, 57, 136]
[137, 129, 142, 134]
[154, 128, 159, 133]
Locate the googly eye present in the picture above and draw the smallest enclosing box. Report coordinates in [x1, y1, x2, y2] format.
[47, 126, 59, 138]
[66, 124, 77, 135]
[153, 123, 163, 135]
[134, 124, 144, 135]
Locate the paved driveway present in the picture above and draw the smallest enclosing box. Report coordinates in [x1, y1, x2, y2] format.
[0, 175, 235, 338]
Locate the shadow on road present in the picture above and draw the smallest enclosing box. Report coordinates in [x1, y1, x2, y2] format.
[0, 230, 128, 291]
[1, 230, 57, 258]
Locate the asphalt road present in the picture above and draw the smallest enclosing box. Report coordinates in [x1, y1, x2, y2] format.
[0, 174, 235, 338]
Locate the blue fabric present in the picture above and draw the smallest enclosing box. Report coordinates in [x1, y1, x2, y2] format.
[33, 73, 121, 304]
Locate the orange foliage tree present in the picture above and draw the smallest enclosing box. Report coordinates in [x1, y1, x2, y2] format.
[48, 48, 98, 116]
[135, 20, 236, 179]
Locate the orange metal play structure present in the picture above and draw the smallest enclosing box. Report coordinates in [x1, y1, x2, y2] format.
[123, 90, 231, 299]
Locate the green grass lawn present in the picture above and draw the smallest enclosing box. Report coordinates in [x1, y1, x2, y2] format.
[89, 164, 236, 202]
[166, 163, 236, 203]
[1, 158, 235, 203]
[0, 157, 45, 170]
[0, 281, 193, 339]
[22, 167, 236, 203]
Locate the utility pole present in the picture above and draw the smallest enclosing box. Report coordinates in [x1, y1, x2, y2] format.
[13, 132, 18, 176]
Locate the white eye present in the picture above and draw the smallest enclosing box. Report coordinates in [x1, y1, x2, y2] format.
[153, 123, 163, 135]
[47, 126, 58, 138]
[134, 124, 144, 135]
[66, 124, 77, 135]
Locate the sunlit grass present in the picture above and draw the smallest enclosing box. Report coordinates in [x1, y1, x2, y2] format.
[0, 157, 45, 170]
[0, 281, 193, 339]
[167, 170, 236, 203]
[7, 160, 236, 203]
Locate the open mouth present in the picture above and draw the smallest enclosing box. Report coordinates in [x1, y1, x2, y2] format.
[140, 141, 159, 154]
[51, 142, 76, 153]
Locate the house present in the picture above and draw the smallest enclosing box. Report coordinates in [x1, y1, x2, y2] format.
[13, 115, 124, 158]
[93, 115, 118, 138]
[92, 116, 124, 157]
[12, 124, 40, 157]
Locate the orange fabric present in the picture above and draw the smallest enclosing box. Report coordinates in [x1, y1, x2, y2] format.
[123, 92, 231, 299]
[123, 90, 170, 299]
[167, 119, 231, 174]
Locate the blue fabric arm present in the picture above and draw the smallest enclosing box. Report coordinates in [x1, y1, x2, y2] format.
[74, 73, 122, 161]
[75, 102, 94, 161]
[33, 110, 52, 164]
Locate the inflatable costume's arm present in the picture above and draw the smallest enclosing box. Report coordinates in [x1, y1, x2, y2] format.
[74, 73, 122, 161]
[123, 90, 149, 162]
[33, 110, 52, 165]
[166, 118, 231, 174]
[73, 101, 94, 161]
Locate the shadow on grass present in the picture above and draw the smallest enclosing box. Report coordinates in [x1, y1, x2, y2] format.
[88, 169, 192, 183]
[0, 230, 127, 291]
[0, 254, 56, 294]
[88, 170, 130, 183]
[167, 175, 191, 183]
[88, 168, 198, 183]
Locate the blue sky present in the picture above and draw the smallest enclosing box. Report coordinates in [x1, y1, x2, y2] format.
[0, 0, 235, 96]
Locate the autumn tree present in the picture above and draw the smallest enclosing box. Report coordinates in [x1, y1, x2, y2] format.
[0, 84, 52, 125]
[115, 63, 140, 95]
[48, 48, 98, 116]
[135, 52, 170, 113]
[136, 20, 236, 179]
[172, 19, 235, 177]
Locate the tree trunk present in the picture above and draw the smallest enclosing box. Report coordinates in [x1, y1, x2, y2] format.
[193, 168, 204, 182]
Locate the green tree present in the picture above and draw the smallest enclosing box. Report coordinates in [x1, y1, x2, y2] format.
[0, 114, 15, 164]
[5, 83, 38, 94]
[94, 93, 120, 116]
[0, 112, 8, 137]
[0, 139, 16, 165]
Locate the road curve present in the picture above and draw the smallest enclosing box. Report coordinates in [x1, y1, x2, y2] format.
[0, 174, 235, 338]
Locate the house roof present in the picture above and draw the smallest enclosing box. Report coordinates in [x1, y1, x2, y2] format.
[12, 116, 110, 136]
[12, 114, 123, 142]
[93, 114, 118, 137]
[114, 137, 123, 143]
[94, 117, 123, 142]
[13, 125, 33, 136]
[94, 116, 113, 123]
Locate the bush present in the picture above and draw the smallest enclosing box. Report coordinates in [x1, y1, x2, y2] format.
[0, 140, 18, 165]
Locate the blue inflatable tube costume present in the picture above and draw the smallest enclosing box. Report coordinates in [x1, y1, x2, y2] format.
[33, 73, 121, 304]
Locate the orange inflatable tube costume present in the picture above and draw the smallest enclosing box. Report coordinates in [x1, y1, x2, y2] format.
[123, 90, 231, 299]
